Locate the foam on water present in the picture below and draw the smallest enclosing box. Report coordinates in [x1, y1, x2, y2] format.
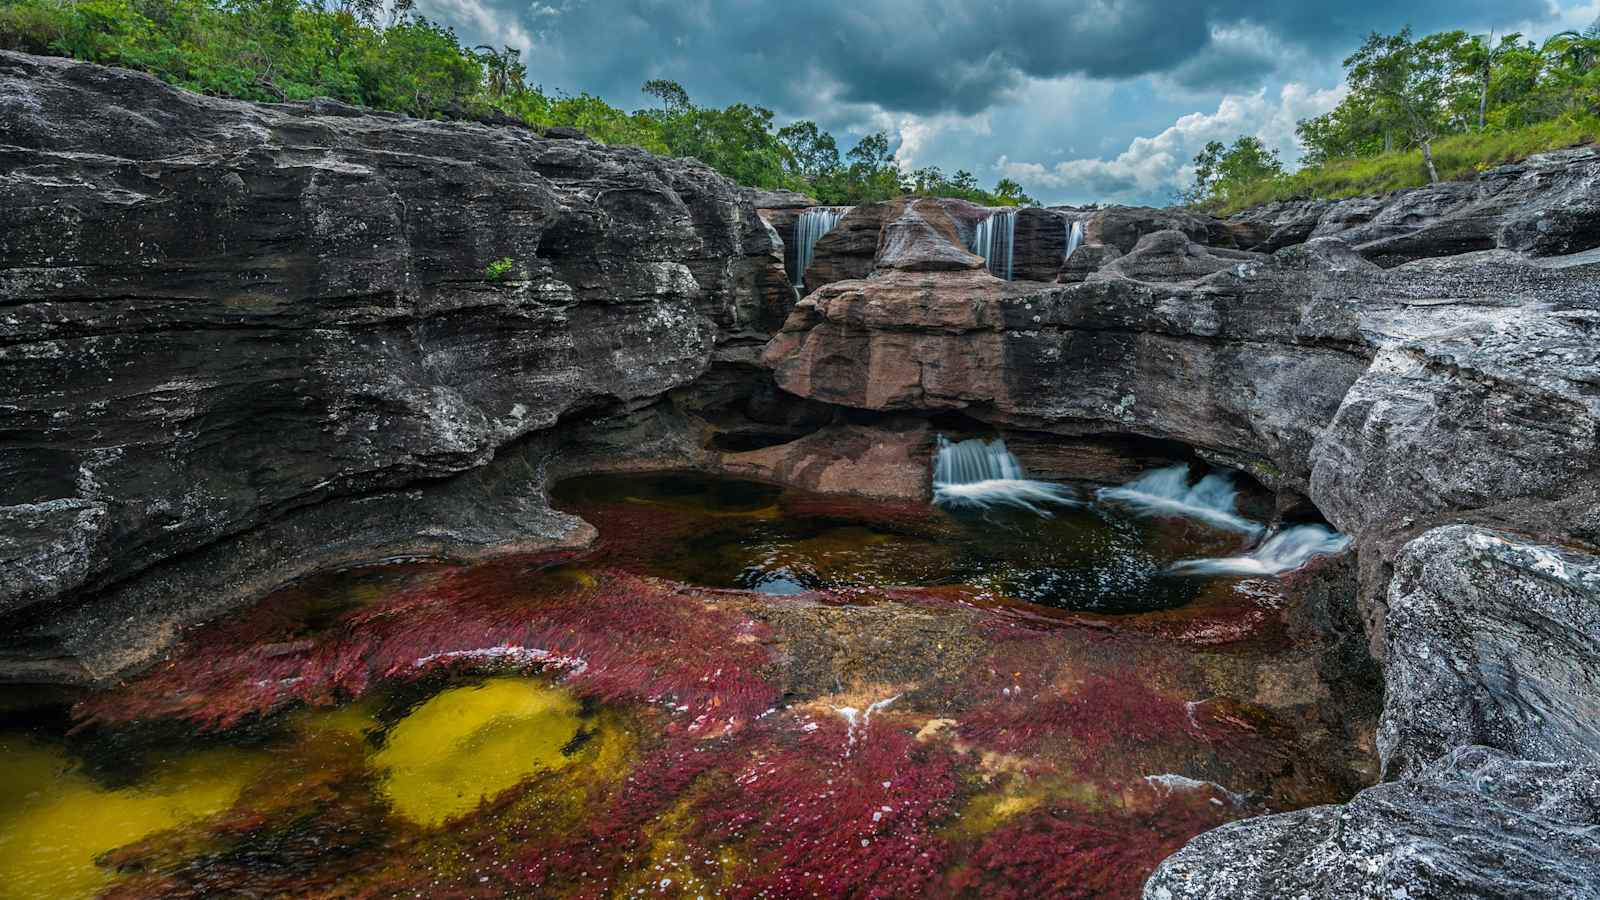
[931, 436, 1079, 515]
[1169, 524, 1352, 576]
[1097, 465, 1263, 534]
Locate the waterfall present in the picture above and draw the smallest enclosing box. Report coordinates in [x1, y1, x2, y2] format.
[792, 207, 851, 288]
[970, 209, 1017, 280]
[931, 435, 1079, 515]
[1168, 524, 1352, 576]
[1097, 465, 1263, 534]
[1065, 219, 1085, 260]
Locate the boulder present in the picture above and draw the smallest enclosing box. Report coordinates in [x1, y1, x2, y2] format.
[1145, 746, 1600, 900]
[1099, 230, 1266, 283]
[1085, 206, 1239, 253]
[874, 200, 986, 272]
[1379, 526, 1600, 779]
[1056, 242, 1123, 282]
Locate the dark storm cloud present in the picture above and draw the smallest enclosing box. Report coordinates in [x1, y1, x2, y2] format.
[501, 0, 1555, 117]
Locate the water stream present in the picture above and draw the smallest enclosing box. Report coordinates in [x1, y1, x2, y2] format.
[971, 208, 1017, 280]
[0, 465, 1367, 898]
[792, 206, 852, 288]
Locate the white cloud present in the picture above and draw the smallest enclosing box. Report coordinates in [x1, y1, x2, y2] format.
[419, 0, 534, 51]
[996, 81, 1346, 204]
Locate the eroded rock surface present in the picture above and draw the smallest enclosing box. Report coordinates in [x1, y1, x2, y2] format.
[1146, 746, 1600, 900]
[760, 147, 1600, 900]
[0, 51, 787, 672]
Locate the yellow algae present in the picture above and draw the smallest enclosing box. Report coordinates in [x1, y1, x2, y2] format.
[372, 677, 584, 827]
[0, 739, 264, 900]
[617, 789, 740, 899]
[296, 694, 384, 740]
[946, 787, 1046, 840]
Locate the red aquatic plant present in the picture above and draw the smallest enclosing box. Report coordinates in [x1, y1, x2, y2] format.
[956, 669, 1193, 763]
[77, 561, 781, 732]
[941, 783, 1239, 900]
[687, 710, 961, 899]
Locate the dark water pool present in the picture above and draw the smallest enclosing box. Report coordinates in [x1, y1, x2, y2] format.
[551, 472, 1250, 613]
[0, 471, 1372, 899]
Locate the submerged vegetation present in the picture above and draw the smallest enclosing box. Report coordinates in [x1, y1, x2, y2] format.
[1189, 23, 1600, 213]
[0, 0, 1032, 205]
[0, 472, 1374, 897]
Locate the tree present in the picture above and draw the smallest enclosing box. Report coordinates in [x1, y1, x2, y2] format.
[641, 78, 690, 114]
[1184, 136, 1283, 207]
[1344, 28, 1452, 182]
[776, 120, 840, 181]
[1542, 21, 1600, 78]
[473, 45, 524, 98]
[991, 178, 1036, 207]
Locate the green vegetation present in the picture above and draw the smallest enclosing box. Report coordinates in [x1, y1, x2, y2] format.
[1191, 22, 1600, 214]
[483, 256, 514, 280]
[0, 0, 1032, 205]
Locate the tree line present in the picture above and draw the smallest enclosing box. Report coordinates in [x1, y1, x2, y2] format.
[0, 0, 1035, 206]
[1187, 22, 1600, 210]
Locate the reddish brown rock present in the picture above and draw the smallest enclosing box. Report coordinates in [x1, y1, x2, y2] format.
[763, 268, 1032, 411]
[715, 420, 935, 500]
[804, 199, 907, 288]
[875, 200, 986, 273]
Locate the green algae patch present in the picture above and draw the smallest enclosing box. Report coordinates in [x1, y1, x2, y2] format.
[373, 677, 584, 827]
[0, 739, 264, 900]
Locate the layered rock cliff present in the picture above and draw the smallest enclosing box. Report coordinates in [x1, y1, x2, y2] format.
[0, 50, 792, 679]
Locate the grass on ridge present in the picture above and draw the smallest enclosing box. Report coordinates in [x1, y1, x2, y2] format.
[1214, 116, 1600, 215]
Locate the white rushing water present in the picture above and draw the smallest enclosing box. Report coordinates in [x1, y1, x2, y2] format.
[792, 207, 852, 288]
[971, 209, 1017, 280]
[931, 435, 1079, 515]
[1169, 524, 1353, 576]
[1065, 219, 1085, 261]
[1097, 465, 1263, 535]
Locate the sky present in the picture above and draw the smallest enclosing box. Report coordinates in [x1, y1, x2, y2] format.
[418, 0, 1600, 205]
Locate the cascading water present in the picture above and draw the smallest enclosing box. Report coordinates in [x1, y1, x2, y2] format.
[971, 209, 1017, 280]
[931, 435, 1079, 515]
[1169, 524, 1352, 576]
[1097, 465, 1263, 534]
[1065, 219, 1085, 260]
[792, 207, 852, 288]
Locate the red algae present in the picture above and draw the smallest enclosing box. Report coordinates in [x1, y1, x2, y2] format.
[941, 789, 1238, 900]
[76, 561, 780, 732]
[11, 472, 1378, 899]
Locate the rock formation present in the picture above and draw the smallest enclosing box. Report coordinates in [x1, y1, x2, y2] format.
[760, 157, 1600, 897]
[0, 50, 790, 679]
[4, 49, 1600, 899]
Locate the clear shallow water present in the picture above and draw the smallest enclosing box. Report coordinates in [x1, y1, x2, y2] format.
[550, 472, 1253, 614]
[0, 471, 1370, 899]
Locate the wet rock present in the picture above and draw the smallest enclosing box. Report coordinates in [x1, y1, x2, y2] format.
[749, 188, 816, 288]
[1380, 526, 1600, 779]
[714, 420, 935, 500]
[1010, 207, 1074, 282]
[0, 52, 784, 637]
[1146, 746, 1600, 900]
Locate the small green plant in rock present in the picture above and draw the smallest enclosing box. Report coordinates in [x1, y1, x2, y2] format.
[484, 257, 515, 280]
